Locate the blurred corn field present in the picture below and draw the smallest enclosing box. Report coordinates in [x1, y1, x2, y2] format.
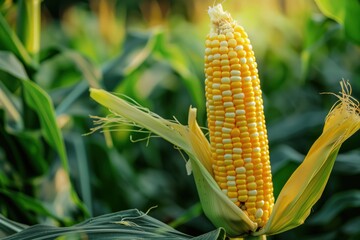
[0, 0, 360, 239]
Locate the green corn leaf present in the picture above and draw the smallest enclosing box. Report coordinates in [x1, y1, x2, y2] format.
[62, 50, 102, 89]
[0, 189, 63, 225]
[342, 217, 360, 235]
[0, 51, 67, 171]
[0, 214, 28, 237]
[21, 80, 67, 164]
[102, 30, 158, 83]
[0, 51, 28, 80]
[315, 0, 360, 44]
[310, 190, 360, 225]
[0, 80, 22, 128]
[0, 13, 34, 67]
[0, 51, 88, 217]
[335, 150, 360, 175]
[155, 38, 205, 111]
[21, 80, 88, 215]
[1, 209, 226, 240]
[168, 203, 202, 229]
[16, 0, 41, 63]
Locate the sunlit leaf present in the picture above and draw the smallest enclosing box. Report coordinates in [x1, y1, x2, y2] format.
[315, 0, 360, 44]
[16, 0, 40, 62]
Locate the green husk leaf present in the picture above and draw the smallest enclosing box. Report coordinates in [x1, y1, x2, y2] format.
[190, 154, 257, 237]
[89, 88, 190, 153]
[89, 89, 258, 237]
[261, 81, 360, 235]
[188, 109, 257, 237]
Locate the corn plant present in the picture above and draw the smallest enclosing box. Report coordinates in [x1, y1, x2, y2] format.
[1, 0, 360, 239]
[0, 0, 91, 225]
[88, 3, 360, 239]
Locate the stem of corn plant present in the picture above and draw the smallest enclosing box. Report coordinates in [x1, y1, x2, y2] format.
[16, 0, 41, 128]
[231, 235, 266, 240]
[248, 236, 266, 240]
[16, 0, 41, 65]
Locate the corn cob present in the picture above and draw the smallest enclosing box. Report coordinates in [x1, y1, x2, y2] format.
[205, 5, 274, 227]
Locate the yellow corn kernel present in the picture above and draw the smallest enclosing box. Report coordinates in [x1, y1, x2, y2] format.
[205, 4, 274, 227]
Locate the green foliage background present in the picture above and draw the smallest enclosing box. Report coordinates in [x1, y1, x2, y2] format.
[0, 0, 360, 239]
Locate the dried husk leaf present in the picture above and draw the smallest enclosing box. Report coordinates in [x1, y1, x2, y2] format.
[260, 81, 360, 235]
